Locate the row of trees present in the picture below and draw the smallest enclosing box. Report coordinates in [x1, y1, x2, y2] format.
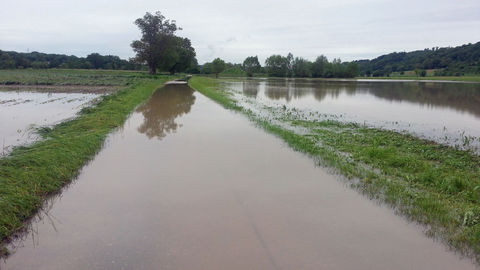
[199, 54, 359, 78]
[0, 50, 141, 70]
[130, 12, 359, 78]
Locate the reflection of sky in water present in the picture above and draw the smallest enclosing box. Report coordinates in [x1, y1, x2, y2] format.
[226, 79, 480, 151]
[0, 91, 100, 155]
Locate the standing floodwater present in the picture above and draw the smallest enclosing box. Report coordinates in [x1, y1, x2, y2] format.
[0, 90, 100, 155]
[1, 84, 477, 269]
[226, 79, 480, 152]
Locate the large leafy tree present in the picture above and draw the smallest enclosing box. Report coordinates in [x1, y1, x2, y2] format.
[131, 11, 179, 74]
[311, 55, 328, 77]
[212, 58, 226, 78]
[292, 57, 312, 78]
[242, 56, 261, 77]
[265, 55, 288, 77]
[160, 37, 197, 74]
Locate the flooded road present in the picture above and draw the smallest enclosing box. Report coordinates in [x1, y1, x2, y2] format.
[0, 90, 100, 155]
[1, 84, 477, 269]
[226, 79, 480, 152]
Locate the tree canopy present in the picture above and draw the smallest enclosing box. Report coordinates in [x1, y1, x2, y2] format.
[265, 55, 288, 77]
[131, 11, 197, 74]
[212, 58, 226, 77]
[292, 57, 312, 78]
[243, 56, 261, 77]
[263, 53, 358, 78]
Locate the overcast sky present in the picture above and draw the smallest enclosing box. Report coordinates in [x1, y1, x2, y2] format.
[1, 0, 479, 64]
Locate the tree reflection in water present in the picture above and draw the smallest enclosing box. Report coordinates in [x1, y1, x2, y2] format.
[257, 79, 480, 118]
[242, 80, 260, 98]
[136, 84, 195, 139]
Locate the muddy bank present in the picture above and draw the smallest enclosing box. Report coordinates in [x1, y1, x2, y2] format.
[1, 84, 476, 269]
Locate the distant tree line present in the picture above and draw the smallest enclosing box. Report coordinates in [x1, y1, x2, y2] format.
[4, 12, 478, 79]
[198, 42, 480, 78]
[0, 50, 142, 70]
[0, 11, 200, 75]
[199, 53, 359, 78]
[354, 42, 480, 77]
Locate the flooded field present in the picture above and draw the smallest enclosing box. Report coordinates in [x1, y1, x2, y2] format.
[1, 84, 476, 269]
[0, 89, 101, 155]
[225, 79, 480, 152]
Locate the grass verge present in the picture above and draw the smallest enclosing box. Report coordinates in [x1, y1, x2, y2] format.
[189, 76, 480, 262]
[0, 75, 173, 256]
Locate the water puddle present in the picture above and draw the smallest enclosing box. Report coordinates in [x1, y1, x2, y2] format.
[225, 79, 480, 152]
[0, 90, 101, 156]
[1, 84, 477, 269]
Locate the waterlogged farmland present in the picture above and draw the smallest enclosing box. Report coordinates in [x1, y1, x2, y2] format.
[0, 69, 165, 155]
[4, 2, 480, 269]
[0, 90, 101, 155]
[0, 70, 173, 258]
[1, 68, 479, 269]
[190, 76, 480, 265]
[1, 84, 477, 269]
[225, 79, 480, 152]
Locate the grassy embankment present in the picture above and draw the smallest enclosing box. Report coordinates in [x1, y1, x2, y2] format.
[189, 76, 480, 262]
[0, 69, 175, 256]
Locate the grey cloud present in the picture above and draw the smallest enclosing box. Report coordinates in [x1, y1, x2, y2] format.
[1, 0, 479, 64]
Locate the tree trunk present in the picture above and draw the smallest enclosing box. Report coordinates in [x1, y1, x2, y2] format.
[149, 65, 156, 75]
[169, 64, 177, 75]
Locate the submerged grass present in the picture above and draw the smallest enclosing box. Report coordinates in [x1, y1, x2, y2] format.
[0, 73, 173, 255]
[189, 76, 480, 262]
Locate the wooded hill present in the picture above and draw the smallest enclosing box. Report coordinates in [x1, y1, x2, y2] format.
[354, 42, 480, 76]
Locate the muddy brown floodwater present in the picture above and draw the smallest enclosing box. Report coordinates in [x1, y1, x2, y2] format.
[1, 84, 477, 270]
[0, 90, 101, 155]
[226, 79, 480, 152]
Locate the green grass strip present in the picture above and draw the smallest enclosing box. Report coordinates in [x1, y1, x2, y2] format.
[189, 76, 480, 263]
[0, 76, 173, 255]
